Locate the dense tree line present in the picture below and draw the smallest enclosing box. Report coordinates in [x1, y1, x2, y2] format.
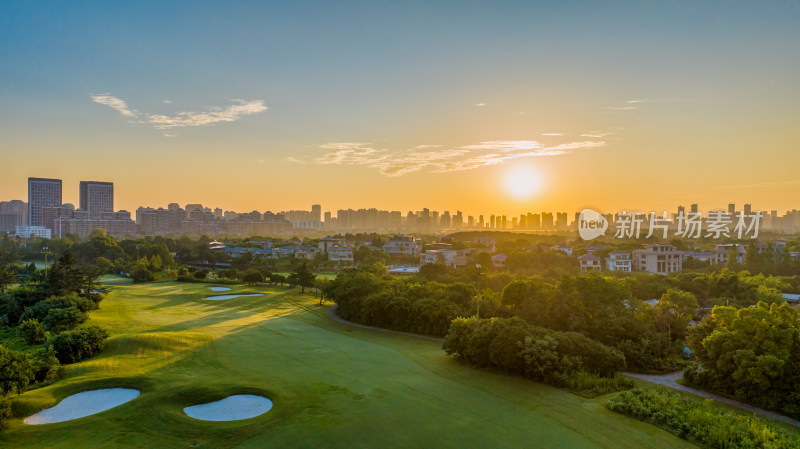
[444, 316, 626, 377]
[684, 301, 800, 419]
[503, 275, 696, 372]
[325, 265, 507, 337]
[0, 251, 110, 427]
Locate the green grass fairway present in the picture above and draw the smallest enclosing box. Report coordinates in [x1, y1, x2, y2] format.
[0, 279, 695, 448]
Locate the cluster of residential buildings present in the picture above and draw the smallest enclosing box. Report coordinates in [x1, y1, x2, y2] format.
[577, 241, 799, 275]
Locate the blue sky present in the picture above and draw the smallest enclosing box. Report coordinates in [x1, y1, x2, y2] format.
[2, 1, 799, 215]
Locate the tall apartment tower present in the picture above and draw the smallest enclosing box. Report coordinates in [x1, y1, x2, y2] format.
[79, 181, 114, 217]
[28, 177, 62, 227]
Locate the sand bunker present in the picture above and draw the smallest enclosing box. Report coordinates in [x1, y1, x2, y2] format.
[204, 294, 263, 301]
[24, 388, 140, 425]
[184, 395, 273, 421]
[207, 286, 232, 292]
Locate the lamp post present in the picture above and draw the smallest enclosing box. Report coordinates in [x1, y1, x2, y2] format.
[41, 246, 52, 277]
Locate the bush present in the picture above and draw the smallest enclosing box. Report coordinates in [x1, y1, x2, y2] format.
[18, 319, 49, 345]
[32, 345, 61, 382]
[0, 345, 33, 396]
[42, 306, 87, 333]
[193, 270, 207, 280]
[131, 267, 155, 283]
[607, 388, 800, 449]
[444, 317, 629, 396]
[49, 326, 109, 364]
[0, 398, 10, 429]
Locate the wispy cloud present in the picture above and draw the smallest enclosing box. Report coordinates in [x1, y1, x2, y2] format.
[163, 99, 172, 104]
[459, 140, 544, 152]
[541, 133, 562, 136]
[300, 138, 607, 177]
[146, 99, 267, 129]
[91, 94, 267, 133]
[90, 94, 137, 117]
[475, 103, 486, 107]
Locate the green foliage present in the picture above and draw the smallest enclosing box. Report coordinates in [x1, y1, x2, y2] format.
[193, 270, 207, 280]
[32, 345, 61, 383]
[326, 266, 484, 337]
[291, 262, 316, 293]
[49, 325, 109, 364]
[0, 397, 10, 428]
[243, 269, 264, 286]
[684, 302, 800, 418]
[0, 345, 33, 396]
[18, 319, 49, 345]
[444, 317, 628, 396]
[607, 388, 800, 449]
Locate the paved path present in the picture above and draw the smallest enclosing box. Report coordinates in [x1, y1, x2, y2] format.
[326, 304, 445, 343]
[622, 371, 800, 428]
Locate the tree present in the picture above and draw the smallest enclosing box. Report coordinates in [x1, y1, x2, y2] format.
[0, 345, 33, 396]
[19, 319, 49, 345]
[243, 269, 264, 286]
[291, 262, 316, 293]
[193, 270, 207, 280]
[0, 267, 15, 292]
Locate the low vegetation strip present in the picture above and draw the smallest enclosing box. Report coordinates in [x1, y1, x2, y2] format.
[607, 388, 800, 449]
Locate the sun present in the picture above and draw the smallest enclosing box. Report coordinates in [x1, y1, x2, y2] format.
[503, 165, 542, 199]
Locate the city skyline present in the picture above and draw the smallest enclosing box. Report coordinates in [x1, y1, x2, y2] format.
[2, 2, 800, 217]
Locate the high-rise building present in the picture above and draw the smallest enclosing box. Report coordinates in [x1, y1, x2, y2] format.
[79, 181, 114, 218]
[744, 203, 752, 215]
[28, 177, 62, 228]
[690, 203, 698, 214]
[311, 204, 322, 223]
[728, 203, 735, 214]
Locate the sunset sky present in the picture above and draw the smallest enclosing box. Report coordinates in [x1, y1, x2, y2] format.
[1, 1, 799, 218]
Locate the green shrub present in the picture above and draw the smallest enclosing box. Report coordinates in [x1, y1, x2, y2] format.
[0, 398, 10, 429]
[18, 318, 49, 345]
[49, 325, 109, 364]
[607, 388, 800, 449]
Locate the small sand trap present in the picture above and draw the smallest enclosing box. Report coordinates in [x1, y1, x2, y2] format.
[204, 294, 263, 301]
[207, 286, 232, 292]
[184, 395, 273, 421]
[24, 388, 140, 425]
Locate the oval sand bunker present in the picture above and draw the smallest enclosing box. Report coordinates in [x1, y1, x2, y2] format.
[204, 293, 263, 301]
[207, 286, 232, 292]
[25, 388, 140, 425]
[184, 395, 273, 421]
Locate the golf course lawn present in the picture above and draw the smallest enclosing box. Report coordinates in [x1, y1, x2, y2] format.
[0, 278, 696, 448]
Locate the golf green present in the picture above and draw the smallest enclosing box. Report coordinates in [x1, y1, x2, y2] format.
[1, 279, 694, 448]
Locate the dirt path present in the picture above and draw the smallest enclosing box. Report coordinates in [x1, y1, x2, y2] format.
[622, 371, 800, 428]
[326, 304, 445, 343]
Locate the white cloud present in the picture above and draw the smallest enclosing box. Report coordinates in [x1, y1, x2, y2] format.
[308, 138, 606, 176]
[90, 94, 137, 117]
[475, 103, 486, 107]
[626, 99, 644, 104]
[162, 133, 177, 138]
[459, 140, 545, 152]
[90, 94, 268, 132]
[414, 144, 443, 149]
[146, 99, 268, 129]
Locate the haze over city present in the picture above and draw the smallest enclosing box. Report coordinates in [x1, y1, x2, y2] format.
[2, 1, 799, 217]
